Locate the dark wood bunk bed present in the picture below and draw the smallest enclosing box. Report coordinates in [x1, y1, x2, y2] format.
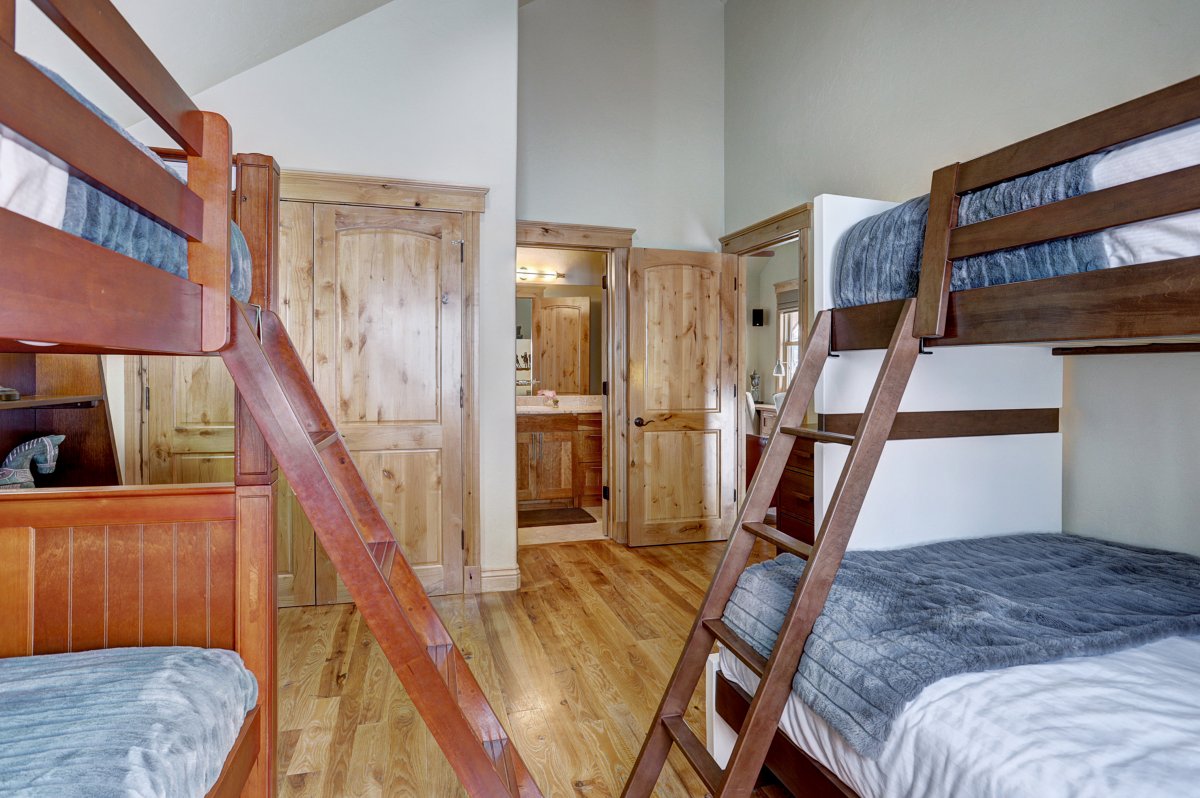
[624, 75, 1200, 798]
[0, 2, 542, 797]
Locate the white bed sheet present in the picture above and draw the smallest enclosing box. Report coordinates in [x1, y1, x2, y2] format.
[719, 635, 1200, 798]
[1095, 119, 1200, 267]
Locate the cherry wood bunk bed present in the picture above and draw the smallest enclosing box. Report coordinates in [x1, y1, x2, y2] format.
[625, 75, 1200, 798]
[0, 2, 542, 796]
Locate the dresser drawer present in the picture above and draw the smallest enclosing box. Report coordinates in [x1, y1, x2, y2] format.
[777, 512, 815, 546]
[786, 439, 815, 474]
[777, 469, 814, 522]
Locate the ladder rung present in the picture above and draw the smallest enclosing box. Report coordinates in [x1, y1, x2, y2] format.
[703, 618, 766, 677]
[742, 522, 813, 560]
[661, 714, 723, 794]
[311, 429, 340, 452]
[780, 425, 855, 445]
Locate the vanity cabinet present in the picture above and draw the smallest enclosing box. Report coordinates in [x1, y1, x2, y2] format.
[517, 410, 602, 508]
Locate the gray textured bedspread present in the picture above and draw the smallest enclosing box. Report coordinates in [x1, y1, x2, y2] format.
[4, 62, 251, 301]
[0, 647, 257, 797]
[832, 156, 1108, 307]
[721, 532, 1200, 758]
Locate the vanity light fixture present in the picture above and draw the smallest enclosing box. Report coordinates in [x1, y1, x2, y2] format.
[516, 266, 566, 282]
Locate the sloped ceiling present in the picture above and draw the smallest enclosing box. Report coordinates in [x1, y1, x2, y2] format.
[15, 0, 391, 125]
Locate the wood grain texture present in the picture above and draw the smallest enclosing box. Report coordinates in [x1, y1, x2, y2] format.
[0, 207, 204, 354]
[535, 296, 590, 395]
[1051, 343, 1200, 356]
[275, 538, 771, 797]
[281, 171, 487, 212]
[914, 164, 960, 339]
[818, 408, 1060, 439]
[233, 153, 281, 310]
[628, 249, 738, 547]
[720, 204, 811, 256]
[310, 204, 464, 598]
[517, 220, 635, 250]
[186, 111, 232, 352]
[832, 257, 1200, 350]
[0, 516, 237, 656]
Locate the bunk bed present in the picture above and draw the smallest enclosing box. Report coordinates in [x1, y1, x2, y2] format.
[624, 75, 1200, 798]
[0, 3, 541, 796]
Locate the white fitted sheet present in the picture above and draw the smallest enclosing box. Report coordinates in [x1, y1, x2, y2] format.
[1095, 119, 1200, 267]
[719, 635, 1200, 798]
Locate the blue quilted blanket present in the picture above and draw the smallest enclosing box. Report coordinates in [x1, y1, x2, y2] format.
[0, 62, 251, 301]
[832, 156, 1109, 307]
[721, 533, 1200, 758]
[0, 647, 257, 797]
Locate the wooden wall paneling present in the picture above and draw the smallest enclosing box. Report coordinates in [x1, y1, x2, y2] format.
[0, 353, 36, 455]
[0, 527, 32, 657]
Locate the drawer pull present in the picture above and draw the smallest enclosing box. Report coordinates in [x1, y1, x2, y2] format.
[795, 493, 812, 503]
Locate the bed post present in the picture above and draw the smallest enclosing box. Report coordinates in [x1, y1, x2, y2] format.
[232, 152, 280, 797]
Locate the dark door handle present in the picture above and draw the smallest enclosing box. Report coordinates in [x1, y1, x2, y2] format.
[634, 417, 653, 427]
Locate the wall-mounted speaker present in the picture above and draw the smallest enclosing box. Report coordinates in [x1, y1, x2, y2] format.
[751, 308, 765, 327]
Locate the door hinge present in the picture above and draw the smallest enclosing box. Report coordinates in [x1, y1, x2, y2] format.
[602, 485, 610, 501]
[459, 385, 465, 408]
[461, 528, 466, 550]
[602, 380, 608, 396]
[733, 488, 738, 504]
[451, 239, 465, 262]
[602, 274, 608, 290]
[733, 276, 738, 291]
[143, 386, 150, 409]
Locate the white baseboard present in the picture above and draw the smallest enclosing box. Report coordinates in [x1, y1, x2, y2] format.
[480, 566, 521, 593]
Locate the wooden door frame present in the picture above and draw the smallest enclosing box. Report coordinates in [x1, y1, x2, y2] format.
[278, 170, 488, 595]
[719, 203, 813, 497]
[517, 220, 635, 544]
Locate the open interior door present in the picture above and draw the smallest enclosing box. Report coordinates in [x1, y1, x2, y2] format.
[627, 248, 738, 546]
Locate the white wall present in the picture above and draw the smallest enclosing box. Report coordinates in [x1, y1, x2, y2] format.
[130, 0, 520, 576]
[724, 0, 1200, 231]
[726, 0, 1200, 551]
[1063, 356, 1200, 556]
[518, 0, 725, 250]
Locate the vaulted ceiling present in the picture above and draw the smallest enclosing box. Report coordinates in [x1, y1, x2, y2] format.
[16, 0, 391, 124]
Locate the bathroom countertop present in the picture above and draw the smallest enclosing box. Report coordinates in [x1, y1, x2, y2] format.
[515, 404, 602, 415]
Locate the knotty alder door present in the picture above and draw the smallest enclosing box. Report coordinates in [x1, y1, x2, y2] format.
[281, 200, 465, 599]
[536, 296, 590, 394]
[627, 248, 738, 546]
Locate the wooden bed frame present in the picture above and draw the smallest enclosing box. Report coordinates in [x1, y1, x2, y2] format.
[697, 73, 1200, 798]
[0, 3, 281, 795]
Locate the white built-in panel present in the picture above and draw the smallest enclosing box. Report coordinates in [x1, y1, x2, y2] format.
[810, 194, 1064, 548]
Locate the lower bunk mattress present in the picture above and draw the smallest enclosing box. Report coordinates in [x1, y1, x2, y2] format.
[719, 634, 1200, 798]
[0, 646, 258, 797]
[832, 119, 1200, 308]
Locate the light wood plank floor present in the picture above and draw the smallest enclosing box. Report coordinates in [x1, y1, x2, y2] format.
[276, 538, 770, 797]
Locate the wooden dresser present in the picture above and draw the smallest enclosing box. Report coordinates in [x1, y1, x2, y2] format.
[776, 438, 815, 545]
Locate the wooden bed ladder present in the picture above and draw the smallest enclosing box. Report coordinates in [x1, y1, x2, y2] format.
[623, 299, 922, 798]
[221, 302, 541, 798]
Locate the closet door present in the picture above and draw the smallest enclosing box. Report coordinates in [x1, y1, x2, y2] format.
[145, 357, 235, 483]
[627, 248, 738, 546]
[312, 203, 465, 598]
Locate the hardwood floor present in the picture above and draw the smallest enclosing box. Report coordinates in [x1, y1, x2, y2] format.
[276, 538, 770, 797]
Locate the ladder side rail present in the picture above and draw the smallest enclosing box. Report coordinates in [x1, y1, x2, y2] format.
[718, 299, 922, 796]
[222, 306, 529, 796]
[621, 312, 833, 798]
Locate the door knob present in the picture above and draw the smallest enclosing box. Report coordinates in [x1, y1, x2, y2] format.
[634, 417, 653, 427]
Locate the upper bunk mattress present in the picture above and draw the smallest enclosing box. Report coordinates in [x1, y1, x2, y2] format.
[0, 646, 257, 797]
[832, 120, 1200, 307]
[0, 62, 251, 302]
